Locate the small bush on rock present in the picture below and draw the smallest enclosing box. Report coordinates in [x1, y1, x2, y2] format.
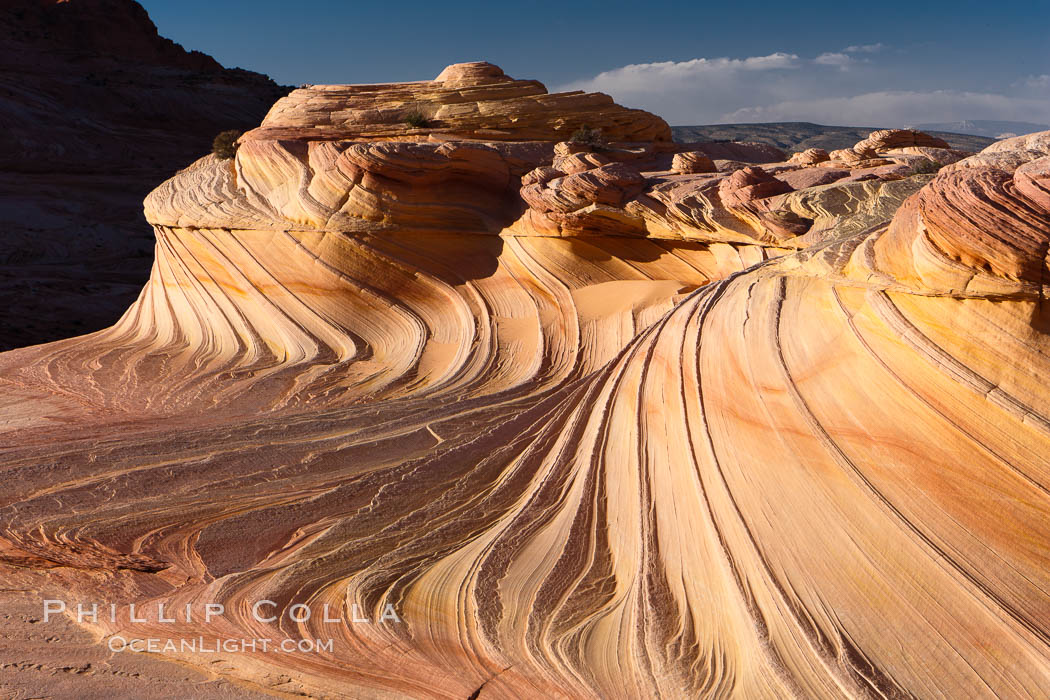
[403, 110, 429, 128]
[913, 158, 942, 175]
[212, 130, 242, 160]
[569, 125, 606, 148]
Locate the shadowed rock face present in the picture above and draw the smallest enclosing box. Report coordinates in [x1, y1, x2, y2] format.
[2, 62, 1050, 699]
[0, 0, 288, 174]
[0, 0, 289, 351]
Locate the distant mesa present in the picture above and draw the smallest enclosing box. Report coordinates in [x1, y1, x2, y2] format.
[672, 121, 996, 153]
[912, 119, 1050, 139]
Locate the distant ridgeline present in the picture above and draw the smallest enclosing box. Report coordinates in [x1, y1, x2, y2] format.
[914, 120, 1050, 139]
[673, 122, 997, 154]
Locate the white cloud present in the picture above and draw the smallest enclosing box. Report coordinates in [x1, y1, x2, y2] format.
[814, 52, 853, 70]
[1019, 74, 1050, 90]
[559, 53, 1050, 126]
[723, 90, 1050, 126]
[843, 43, 886, 53]
[565, 53, 800, 96]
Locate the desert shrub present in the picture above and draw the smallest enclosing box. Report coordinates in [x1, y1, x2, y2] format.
[569, 125, 605, 148]
[912, 158, 942, 175]
[212, 130, 242, 160]
[403, 110, 429, 128]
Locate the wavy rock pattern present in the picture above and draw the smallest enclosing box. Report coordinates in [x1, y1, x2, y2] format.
[2, 65, 1050, 698]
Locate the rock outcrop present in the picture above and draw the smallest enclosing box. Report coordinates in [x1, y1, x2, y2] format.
[827, 128, 967, 170]
[2, 61, 1050, 699]
[789, 147, 830, 165]
[0, 0, 289, 350]
[854, 127, 952, 153]
[672, 150, 717, 174]
[0, 0, 288, 174]
[258, 61, 669, 143]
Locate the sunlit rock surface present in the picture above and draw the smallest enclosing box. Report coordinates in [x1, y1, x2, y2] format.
[2, 63, 1050, 698]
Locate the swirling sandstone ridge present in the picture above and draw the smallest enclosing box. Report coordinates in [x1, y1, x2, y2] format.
[2, 63, 1050, 698]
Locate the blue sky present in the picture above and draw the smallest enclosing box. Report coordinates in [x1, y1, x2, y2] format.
[139, 0, 1050, 126]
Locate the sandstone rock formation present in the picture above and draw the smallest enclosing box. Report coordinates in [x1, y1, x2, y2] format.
[2, 62, 1050, 699]
[945, 130, 1050, 173]
[0, 0, 289, 350]
[826, 128, 968, 171]
[259, 61, 669, 143]
[789, 146, 830, 165]
[672, 150, 717, 174]
[854, 127, 952, 152]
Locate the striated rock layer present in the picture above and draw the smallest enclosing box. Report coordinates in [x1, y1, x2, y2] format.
[2, 64, 1050, 698]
